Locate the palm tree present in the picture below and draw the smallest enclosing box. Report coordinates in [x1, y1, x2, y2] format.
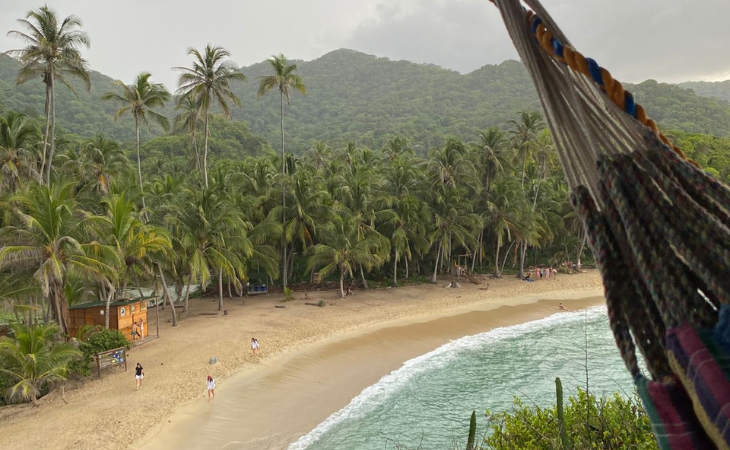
[427, 138, 474, 189]
[474, 127, 508, 195]
[485, 176, 525, 278]
[0, 182, 119, 334]
[102, 72, 170, 217]
[304, 141, 331, 172]
[174, 96, 203, 171]
[175, 45, 246, 188]
[274, 170, 332, 280]
[6, 6, 90, 185]
[80, 134, 128, 195]
[378, 196, 429, 286]
[307, 214, 383, 298]
[258, 54, 306, 290]
[0, 111, 40, 192]
[167, 188, 250, 311]
[99, 193, 171, 299]
[0, 321, 80, 404]
[428, 185, 480, 283]
[509, 111, 544, 186]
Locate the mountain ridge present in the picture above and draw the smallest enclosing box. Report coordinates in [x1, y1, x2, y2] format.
[1, 48, 729, 152]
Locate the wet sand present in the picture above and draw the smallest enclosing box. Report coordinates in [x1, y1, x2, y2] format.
[141, 297, 603, 450]
[0, 271, 604, 450]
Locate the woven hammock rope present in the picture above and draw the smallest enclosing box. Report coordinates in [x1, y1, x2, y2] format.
[488, 1, 730, 449]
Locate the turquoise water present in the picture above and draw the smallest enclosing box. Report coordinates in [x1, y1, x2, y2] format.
[290, 307, 637, 450]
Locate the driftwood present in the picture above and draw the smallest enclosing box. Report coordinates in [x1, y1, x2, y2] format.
[198, 312, 219, 316]
[275, 305, 286, 309]
[305, 302, 324, 307]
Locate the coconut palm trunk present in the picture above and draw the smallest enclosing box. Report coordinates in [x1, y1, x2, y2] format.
[218, 268, 224, 311]
[431, 240, 443, 283]
[393, 250, 398, 287]
[183, 274, 192, 313]
[45, 72, 56, 185]
[280, 89, 288, 290]
[359, 264, 369, 289]
[134, 115, 148, 218]
[40, 82, 51, 183]
[494, 242, 501, 278]
[157, 264, 177, 327]
[339, 266, 345, 298]
[203, 111, 210, 188]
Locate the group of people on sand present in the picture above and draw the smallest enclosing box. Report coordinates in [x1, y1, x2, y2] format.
[133, 337, 262, 399]
[523, 266, 558, 282]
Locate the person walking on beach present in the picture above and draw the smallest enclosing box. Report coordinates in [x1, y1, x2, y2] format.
[135, 363, 145, 390]
[251, 337, 260, 355]
[138, 319, 144, 341]
[207, 375, 216, 400]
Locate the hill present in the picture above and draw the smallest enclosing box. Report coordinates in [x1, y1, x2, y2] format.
[2, 49, 730, 153]
[678, 80, 730, 102]
[0, 53, 137, 141]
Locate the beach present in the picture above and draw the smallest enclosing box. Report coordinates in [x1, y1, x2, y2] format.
[0, 271, 604, 450]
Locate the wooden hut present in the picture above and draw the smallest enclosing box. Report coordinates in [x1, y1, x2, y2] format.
[69, 298, 152, 340]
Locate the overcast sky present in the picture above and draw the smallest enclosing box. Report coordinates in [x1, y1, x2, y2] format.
[1, 0, 728, 91]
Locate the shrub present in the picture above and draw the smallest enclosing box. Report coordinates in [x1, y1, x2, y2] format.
[482, 387, 657, 450]
[73, 328, 131, 376]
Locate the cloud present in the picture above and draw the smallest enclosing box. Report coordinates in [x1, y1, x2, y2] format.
[345, 0, 730, 82]
[346, 0, 518, 73]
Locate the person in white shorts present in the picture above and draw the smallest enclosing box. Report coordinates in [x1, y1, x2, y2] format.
[207, 375, 216, 400]
[135, 363, 144, 390]
[251, 337, 259, 355]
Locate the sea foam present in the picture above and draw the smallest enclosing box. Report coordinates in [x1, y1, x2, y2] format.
[288, 306, 608, 449]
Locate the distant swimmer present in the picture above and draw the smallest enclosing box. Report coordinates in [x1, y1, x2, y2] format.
[558, 303, 568, 311]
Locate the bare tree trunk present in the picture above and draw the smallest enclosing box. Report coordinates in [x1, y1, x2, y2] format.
[500, 241, 516, 277]
[45, 74, 56, 185]
[392, 250, 398, 287]
[431, 241, 443, 283]
[281, 90, 288, 291]
[227, 280, 232, 299]
[134, 116, 149, 222]
[494, 242, 501, 278]
[359, 264, 369, 289]
[339, 267, 345, 298]
[39, 82, 51, 183]
[577, 232, 587, 270]
[121, 269, 130, 300]
[104, 282, 115, 329]
[133, 271, 144, 299]
[518, 241, 528, 279]
[183, 274, 192, 313]
[203, 111, 210, 188]
[157, 264, 177, 327]
[217, 268, 224, 311]
[405, 256, 409, 279]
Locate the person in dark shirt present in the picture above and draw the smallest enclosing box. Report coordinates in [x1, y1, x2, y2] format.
[135, 363, 144, 390]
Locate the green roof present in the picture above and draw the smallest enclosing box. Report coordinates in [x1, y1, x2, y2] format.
[69, 297, 155, 310]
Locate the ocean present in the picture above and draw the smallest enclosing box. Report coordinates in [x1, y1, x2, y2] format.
[289, 306, 636, 450]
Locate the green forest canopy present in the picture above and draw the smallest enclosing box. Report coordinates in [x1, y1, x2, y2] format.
[2, 49, 730, 153]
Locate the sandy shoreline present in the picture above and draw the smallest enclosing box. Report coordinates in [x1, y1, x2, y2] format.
[0, 271, 604, 450]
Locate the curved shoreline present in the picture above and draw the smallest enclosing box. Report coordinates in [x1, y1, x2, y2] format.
[0, 271, 604, 450]
[143, 296, 605, 450]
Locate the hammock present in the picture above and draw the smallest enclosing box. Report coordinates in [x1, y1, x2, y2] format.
[487, 1, 730, 449]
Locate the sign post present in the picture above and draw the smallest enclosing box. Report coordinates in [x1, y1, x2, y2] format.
[95, 347, 127, 379]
